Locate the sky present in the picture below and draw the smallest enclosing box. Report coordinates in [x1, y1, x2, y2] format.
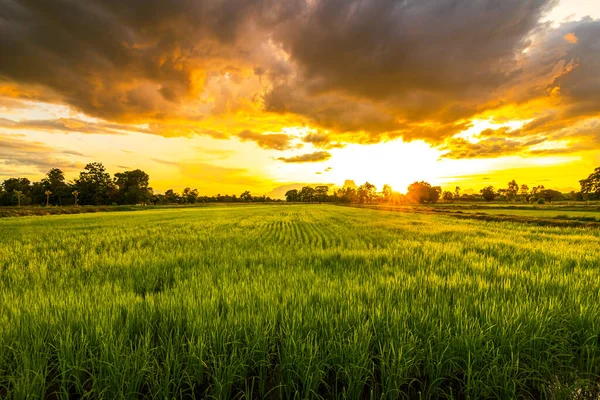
[1, 0, 599, 197]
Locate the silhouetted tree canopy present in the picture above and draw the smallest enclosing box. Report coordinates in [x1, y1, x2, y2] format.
[1, 164, 595, 208]
[407, 181, 442, 204]
[114, 169, 152, 205]
[480, 186, 496, 202]
[580, 167, 600, 200]
[75, 163, 116, 206]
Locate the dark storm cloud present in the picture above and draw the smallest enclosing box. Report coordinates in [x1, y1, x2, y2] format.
[276, 151, 331, 163]
[274, 0, 555, 98]
[2, 0, 600, 157]
[265, 0, 559, 132]
[0, 0, 300, 121]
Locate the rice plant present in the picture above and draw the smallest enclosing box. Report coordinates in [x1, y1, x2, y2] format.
[0, 205, 599, 399]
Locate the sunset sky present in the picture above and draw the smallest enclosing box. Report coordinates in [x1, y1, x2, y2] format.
[1, 0, 599, 197]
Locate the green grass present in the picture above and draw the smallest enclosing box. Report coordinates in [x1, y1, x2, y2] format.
[1, 205, 600, 399]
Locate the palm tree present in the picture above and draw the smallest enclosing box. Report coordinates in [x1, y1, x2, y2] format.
[14, 190, 23, 207]
[45, 190, 52, 206]
[72, 190, 79, 207]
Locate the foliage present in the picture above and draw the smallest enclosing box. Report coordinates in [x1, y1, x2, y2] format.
[506, 180, 519, 201]
[314, 185, 329, 202]
[42, 168, 69, 206]
[74, 163, 116, 206]
[580, 166, 600, 199]
[240, 190, 252, 202]
[480, 186, 496, 202]
[113, 169, 153, 205]
[406, 181, 442, 204]
[285, 189, 300, 202]
[442, 191, 454, 202]
[1, 164, 597, 208]
[540, 189, 562, 203]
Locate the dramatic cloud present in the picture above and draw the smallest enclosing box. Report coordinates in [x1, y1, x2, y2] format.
[269, 0, 554, 119]
[0, 0, 599, 159]
[276, 151, 331, 163]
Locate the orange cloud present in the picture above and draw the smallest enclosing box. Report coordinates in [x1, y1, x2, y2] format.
[276, 151, 331, 163]
[0, 0, 599, 162]
[564, 33, 578, 44]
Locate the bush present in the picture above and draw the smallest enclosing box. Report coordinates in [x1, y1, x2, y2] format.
[537, 198, 545, 204]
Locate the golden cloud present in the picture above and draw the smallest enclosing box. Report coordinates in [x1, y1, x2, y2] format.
[0, 0, 599, 160]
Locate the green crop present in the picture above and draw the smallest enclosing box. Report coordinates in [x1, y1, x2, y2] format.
[1, 205, 599, 399]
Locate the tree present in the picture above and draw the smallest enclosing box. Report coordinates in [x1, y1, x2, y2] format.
[114, 169, 152, 205]
[29, 181, 48, 206]
[480, 186, 496, 202]
[45, 190, 52, 206]
[1, 178, 31, 206]
[75, 163, 115, 205]
[540, 189, 562, 203]
[580, 166, 600, 199]
[164, 189, 180, 204]
[285, 189, 299, 202]
[240, 191, 252, 202]
[14, 190, 24, 207]
[520, 184, 529, 201]
[455, 186, 461, 199]
[182, 187, 199, 204]
[42, 168, 68, 206]
[72, 190, 79, 206]
[531, 185, 545, 197]
[315, 186, 329, 202]
[381, 184, 393, 203]
[357, 182, 376, 203]
[300, 186, 315, 203]
[442, 191, 454, 202]
[506, 180, 519, 202]
[406, 181, 442, 204]
[335, 187, 355, 203]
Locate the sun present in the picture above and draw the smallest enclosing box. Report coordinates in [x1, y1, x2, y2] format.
[327, 140, 444, 193]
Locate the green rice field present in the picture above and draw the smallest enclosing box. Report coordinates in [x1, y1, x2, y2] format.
[1, 205, 600, 399]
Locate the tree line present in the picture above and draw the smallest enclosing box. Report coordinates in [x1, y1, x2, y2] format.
[286, 167, 600, 204]
[1, 163, 599, 207]
[0, 163, 152, 207]
[0, 163, 281, 207]
[285, 181, 444, 204]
